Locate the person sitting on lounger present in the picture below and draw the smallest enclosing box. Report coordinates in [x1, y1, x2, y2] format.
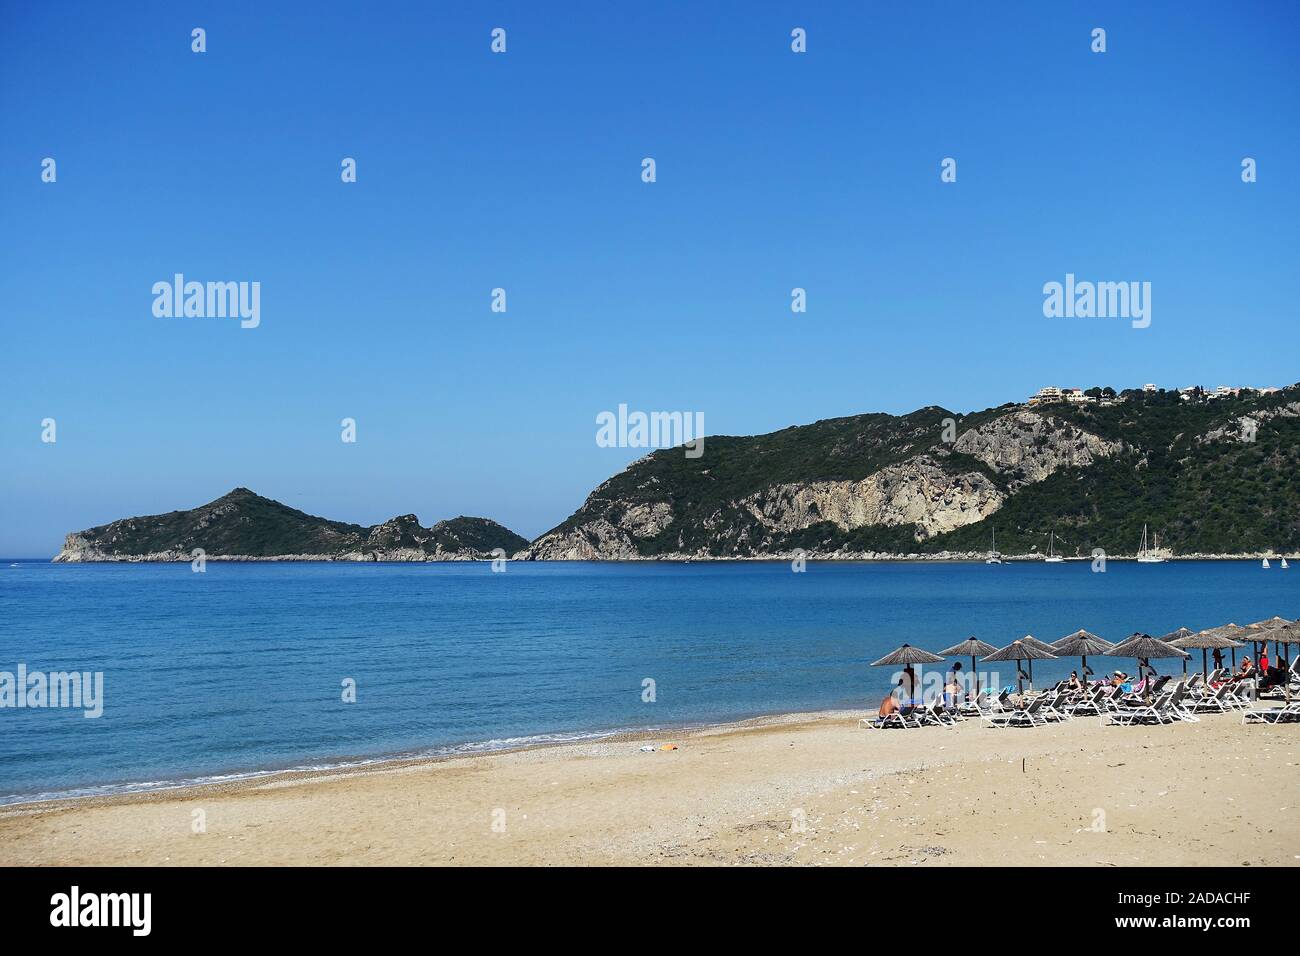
[1227, 657, 1256, 698]
[1110, 670, 1128, 688]
[1064, 671, 1082, 693]
[879, 692, 900, 719]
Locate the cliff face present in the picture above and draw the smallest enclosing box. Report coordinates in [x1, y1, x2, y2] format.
[952, 410, 1123, 489]
[520, 384, 1300, 560]
[52, 489, 528, 562]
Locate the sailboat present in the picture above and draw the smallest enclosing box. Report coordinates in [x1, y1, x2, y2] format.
[1044, 531, 1065, 563]
[985, 527, 1002, 565]
[1282, 557, 1290, 569]
[1262, 557, 1270, 569]
[1136, 523, 1166, 563]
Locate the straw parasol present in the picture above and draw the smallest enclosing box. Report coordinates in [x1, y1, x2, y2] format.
[1210, 623, 1252, 667]
[1248, 616, 1294, 661]
[937, 637, 998, 698]
[982, 639, 1058, 695]
[1169, 628, 1245, 682]
[871, 643, 945, 706]
[1158, 628, 1198, 676]
[1052, 629, 1112, 683]
[1017, 634, 1059, 655]
[1108, 632, 1189, 701]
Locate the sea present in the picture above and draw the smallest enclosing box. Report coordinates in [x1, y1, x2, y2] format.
[0, 559, 1294, 805]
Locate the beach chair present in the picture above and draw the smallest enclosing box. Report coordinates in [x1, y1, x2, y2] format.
[958, 689, 995, 718]
[1107, 691, 1179, 726]
[1164, 683, 1200, 722]
[1223, 681, 1256, 711]
[1103, 685, 1140, 713]
[1038, 690, 1074, 722]
[1146, 675, 1171, 698]
[1242, 701, 1300, 725]
[984, 695, 1047, 729]
[1190, 683, 1235, 715]
[860, 707, 925, 730]
[1066, 686, 1106, 717]
[976, 689, 1014, 715]
[916, 700, 958, 727]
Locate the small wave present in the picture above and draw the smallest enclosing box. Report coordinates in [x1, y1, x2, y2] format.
[0, 726, 651, 807]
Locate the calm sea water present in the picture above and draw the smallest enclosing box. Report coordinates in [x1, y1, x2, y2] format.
[0, 559, 1295, 804]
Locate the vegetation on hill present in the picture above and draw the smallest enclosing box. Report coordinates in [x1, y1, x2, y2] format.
[63, 488, 529, 559]
[537, 384, 1300, 557]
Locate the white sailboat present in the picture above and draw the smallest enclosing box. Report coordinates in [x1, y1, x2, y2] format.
[1044, 531, 1065, 563]
[1136, 523, 1166, 563]
[1282, 557, 1290, 569]
[985, 527, 1002, 565]
[1262, 557, 1270, 569]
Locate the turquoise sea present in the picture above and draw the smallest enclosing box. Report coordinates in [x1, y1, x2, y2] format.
[0, 559, 1294, 804]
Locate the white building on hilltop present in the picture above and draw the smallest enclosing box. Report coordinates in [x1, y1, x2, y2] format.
[1028, 385, 1097, 406]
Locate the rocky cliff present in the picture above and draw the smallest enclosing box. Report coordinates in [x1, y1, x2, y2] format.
[53, 489, 528, 562]
[520, 384, 1300, 560]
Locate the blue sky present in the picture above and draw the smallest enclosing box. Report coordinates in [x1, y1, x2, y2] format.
[2, 1, 1298, 555]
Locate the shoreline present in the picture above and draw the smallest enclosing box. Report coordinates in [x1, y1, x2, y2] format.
[0, 709, 823, 813]
[3, 706, 1296, 866]
[2, 705, 879, 811]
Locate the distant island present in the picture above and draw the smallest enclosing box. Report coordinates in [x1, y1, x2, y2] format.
[53, 488, 528, 562]
[54, 381, 1300, 563]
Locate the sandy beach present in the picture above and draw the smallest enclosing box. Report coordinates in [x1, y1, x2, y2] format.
[2, 709, 1296, 866]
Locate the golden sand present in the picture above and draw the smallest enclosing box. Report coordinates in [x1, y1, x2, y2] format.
[2, 710, 1296, 866]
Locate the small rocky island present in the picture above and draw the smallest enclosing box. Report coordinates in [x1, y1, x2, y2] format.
[53, 488, 529, 562]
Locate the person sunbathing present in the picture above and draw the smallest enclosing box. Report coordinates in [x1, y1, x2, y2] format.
[1064, 671, 1082, 693]
[1109, 670, 1129, 688]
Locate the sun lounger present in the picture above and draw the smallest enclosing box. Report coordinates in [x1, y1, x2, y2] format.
[1107, 690, 1185, 726]
[1190, 683, 1238, 714]
[1242, 701, 1300, 725]
[860, 707, 925, 730]
[983, 695, 1047, 729]
[1066, 686, 1106, 717]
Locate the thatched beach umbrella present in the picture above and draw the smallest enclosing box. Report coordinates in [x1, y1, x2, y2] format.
[1159, 628, 1198, 676]
[871, 644, 945, 706]
[1108, 632, 1188, 701]
[982, 639, 1058, 695]
[1017, 634, 1059, 655]
[1052, 629, 1112, 683]
[1016, 635, 1059, 689]
[1211, 623, 1252, 667]
[1169, 628, 1245, 682]
[1248, 616, 1294, 661]
[937, 637, 998, 698]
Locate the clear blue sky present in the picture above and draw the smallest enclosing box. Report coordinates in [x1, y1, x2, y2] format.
[2, 1, 1297, 555]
